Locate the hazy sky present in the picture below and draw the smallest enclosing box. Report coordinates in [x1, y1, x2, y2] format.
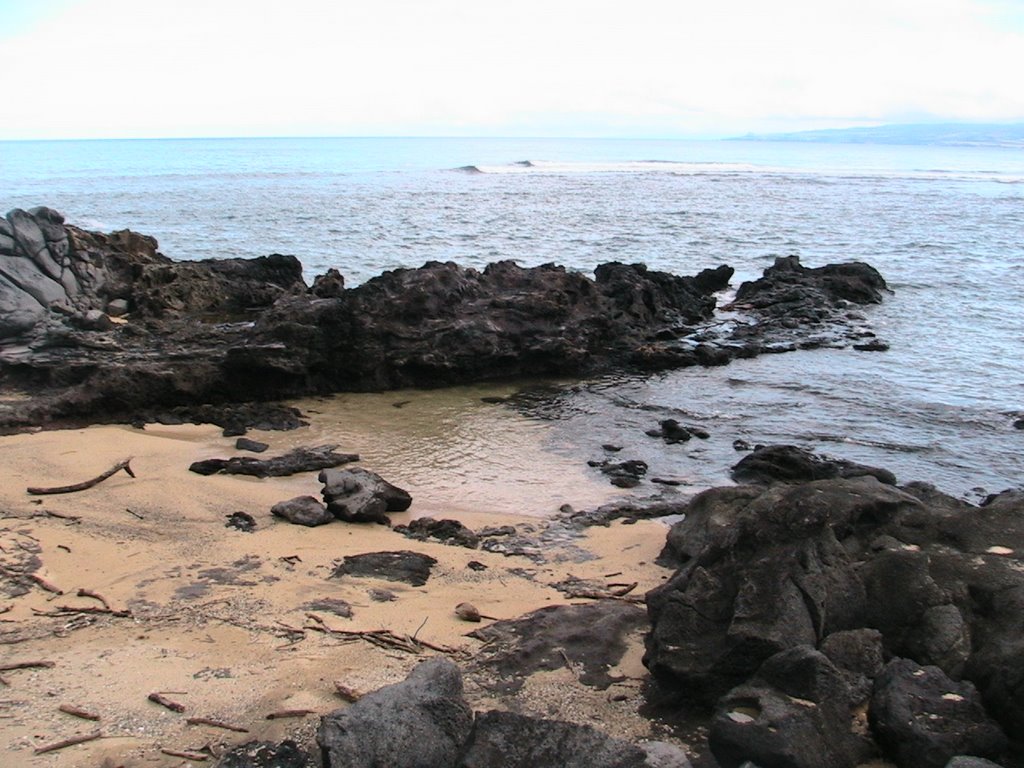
[2, 0, 1022, 140]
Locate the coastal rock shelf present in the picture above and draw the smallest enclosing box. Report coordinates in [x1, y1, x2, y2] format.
[0, 207, 888, 431]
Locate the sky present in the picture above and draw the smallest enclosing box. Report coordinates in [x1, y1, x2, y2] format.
[1, 0, 1023, 140]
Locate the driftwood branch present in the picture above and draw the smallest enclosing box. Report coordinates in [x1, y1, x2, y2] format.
[34, 731, 102, 754]
[266, 709, 316, 719]
[59, 704, 101, 721]
[0, 660, 56, 672]
[147, 692, 185, 713]
[27, 458, 135, 496]
[302, 614, 468, 658]
[161, 747, 209, 761]
[186, 716, 249, 733]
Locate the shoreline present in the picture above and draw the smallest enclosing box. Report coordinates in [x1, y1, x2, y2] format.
[0, 420, 679, 767]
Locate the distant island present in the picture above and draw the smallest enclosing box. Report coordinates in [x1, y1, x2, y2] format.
[733, 122, 1024, 148]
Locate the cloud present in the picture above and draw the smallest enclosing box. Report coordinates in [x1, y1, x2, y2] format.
[1, 0, 1022, 139]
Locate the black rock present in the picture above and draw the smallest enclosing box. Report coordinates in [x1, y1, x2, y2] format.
[235, 437, 269, 453]
[190, 444, 358, 477]
[225, 511, 257, 532]
[394, 517, 480, 549]
[709, 646, 875, 768]
[331, 551, 437, 587]
[731, 444, 897, 485]
[869, 658, 1007, 768]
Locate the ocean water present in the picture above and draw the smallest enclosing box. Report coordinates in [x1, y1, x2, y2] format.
[3, 136, 1023, 504]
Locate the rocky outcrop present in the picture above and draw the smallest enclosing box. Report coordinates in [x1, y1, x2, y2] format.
[644, 460, 1023, 768]
[0, 209, 889, 431]
[317, 658, 690, 768]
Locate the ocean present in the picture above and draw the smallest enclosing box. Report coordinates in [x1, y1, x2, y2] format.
[2, 136, 1023, 507]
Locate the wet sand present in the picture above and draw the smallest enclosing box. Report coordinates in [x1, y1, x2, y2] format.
[0, 412, 679, 766]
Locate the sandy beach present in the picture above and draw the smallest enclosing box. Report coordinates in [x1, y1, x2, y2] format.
[0, 415, 678, 767]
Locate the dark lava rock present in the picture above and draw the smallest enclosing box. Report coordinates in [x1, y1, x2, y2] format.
[709, 645, 875, 768]
[394, 517, 480, 548]
[731, 444, 897, 485]
[190, 444, 358, 477]
[734, 255, 887, 314]
[319, 467, 412, 524]
[646, 477, 921, 703]
[0, 209, 890, 433]
[469, 602, 646, 693]
[461, 709, 692, 768]
[647, 418, 706, 444]
[235, 437, 269, 453]
[225, 511, 257, 532]
[869, 658, 1007, 768]
[216, 739, 310, 768]
[301, 598, 353, 618]
[271, 496, 334, 527]
[318, 658, 472, 768]
[331, 551, 437, 586]
[591, 458, 648, 487]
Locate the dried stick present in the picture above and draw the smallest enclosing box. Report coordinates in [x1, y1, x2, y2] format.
[59, 704, 101, 721]
[186, 716, 249, 733]
[160, 748, 209, 761]
[76, 589, 112, 612]
[27, 458, 135, 496]
[28, 573, 63, 595]
[0, 660, 56, 672]
[266, 709, 315, 719]
[147, 692, 185, 713]
[34, 731, 102, 754]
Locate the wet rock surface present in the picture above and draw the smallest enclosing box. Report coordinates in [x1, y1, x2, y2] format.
[0, 209, 888, 430]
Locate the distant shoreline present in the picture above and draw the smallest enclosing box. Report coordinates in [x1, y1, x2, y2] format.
[732, 121, 1024, 148]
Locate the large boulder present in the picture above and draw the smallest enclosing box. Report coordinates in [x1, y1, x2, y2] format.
[869, 658, 1007, 768]
[709, 646, 875, 768]
[318, 658, 473, 768]
[319, 467, 412, 523]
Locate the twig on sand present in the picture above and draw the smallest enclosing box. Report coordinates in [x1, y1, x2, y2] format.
[266, 709, 316, 720]
[186, 716, 249, 733]
[0, 660, 55, 672]
[59, 704, 101, 721]
[76, 589, 113, 612]
[27, 458, 135, 496]
[147, 692, 186, 713]
[34, 731, 102, 754]
[302, 614, 468, 658]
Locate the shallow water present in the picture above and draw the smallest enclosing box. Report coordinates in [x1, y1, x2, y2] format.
[4, 136, 1023, 500]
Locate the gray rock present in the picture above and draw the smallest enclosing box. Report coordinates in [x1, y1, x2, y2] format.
[216, 739, 310, 767]
[271, 496, 333, 527]
[944, 758, 1005, 768]
[318, 658, 473, 768]
[0, 254, 67, 306]
[319, 467, 412, 523]
[106, 298, 130, 316]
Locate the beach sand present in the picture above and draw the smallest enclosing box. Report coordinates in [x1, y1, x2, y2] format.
[0, 418, 681, 767]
